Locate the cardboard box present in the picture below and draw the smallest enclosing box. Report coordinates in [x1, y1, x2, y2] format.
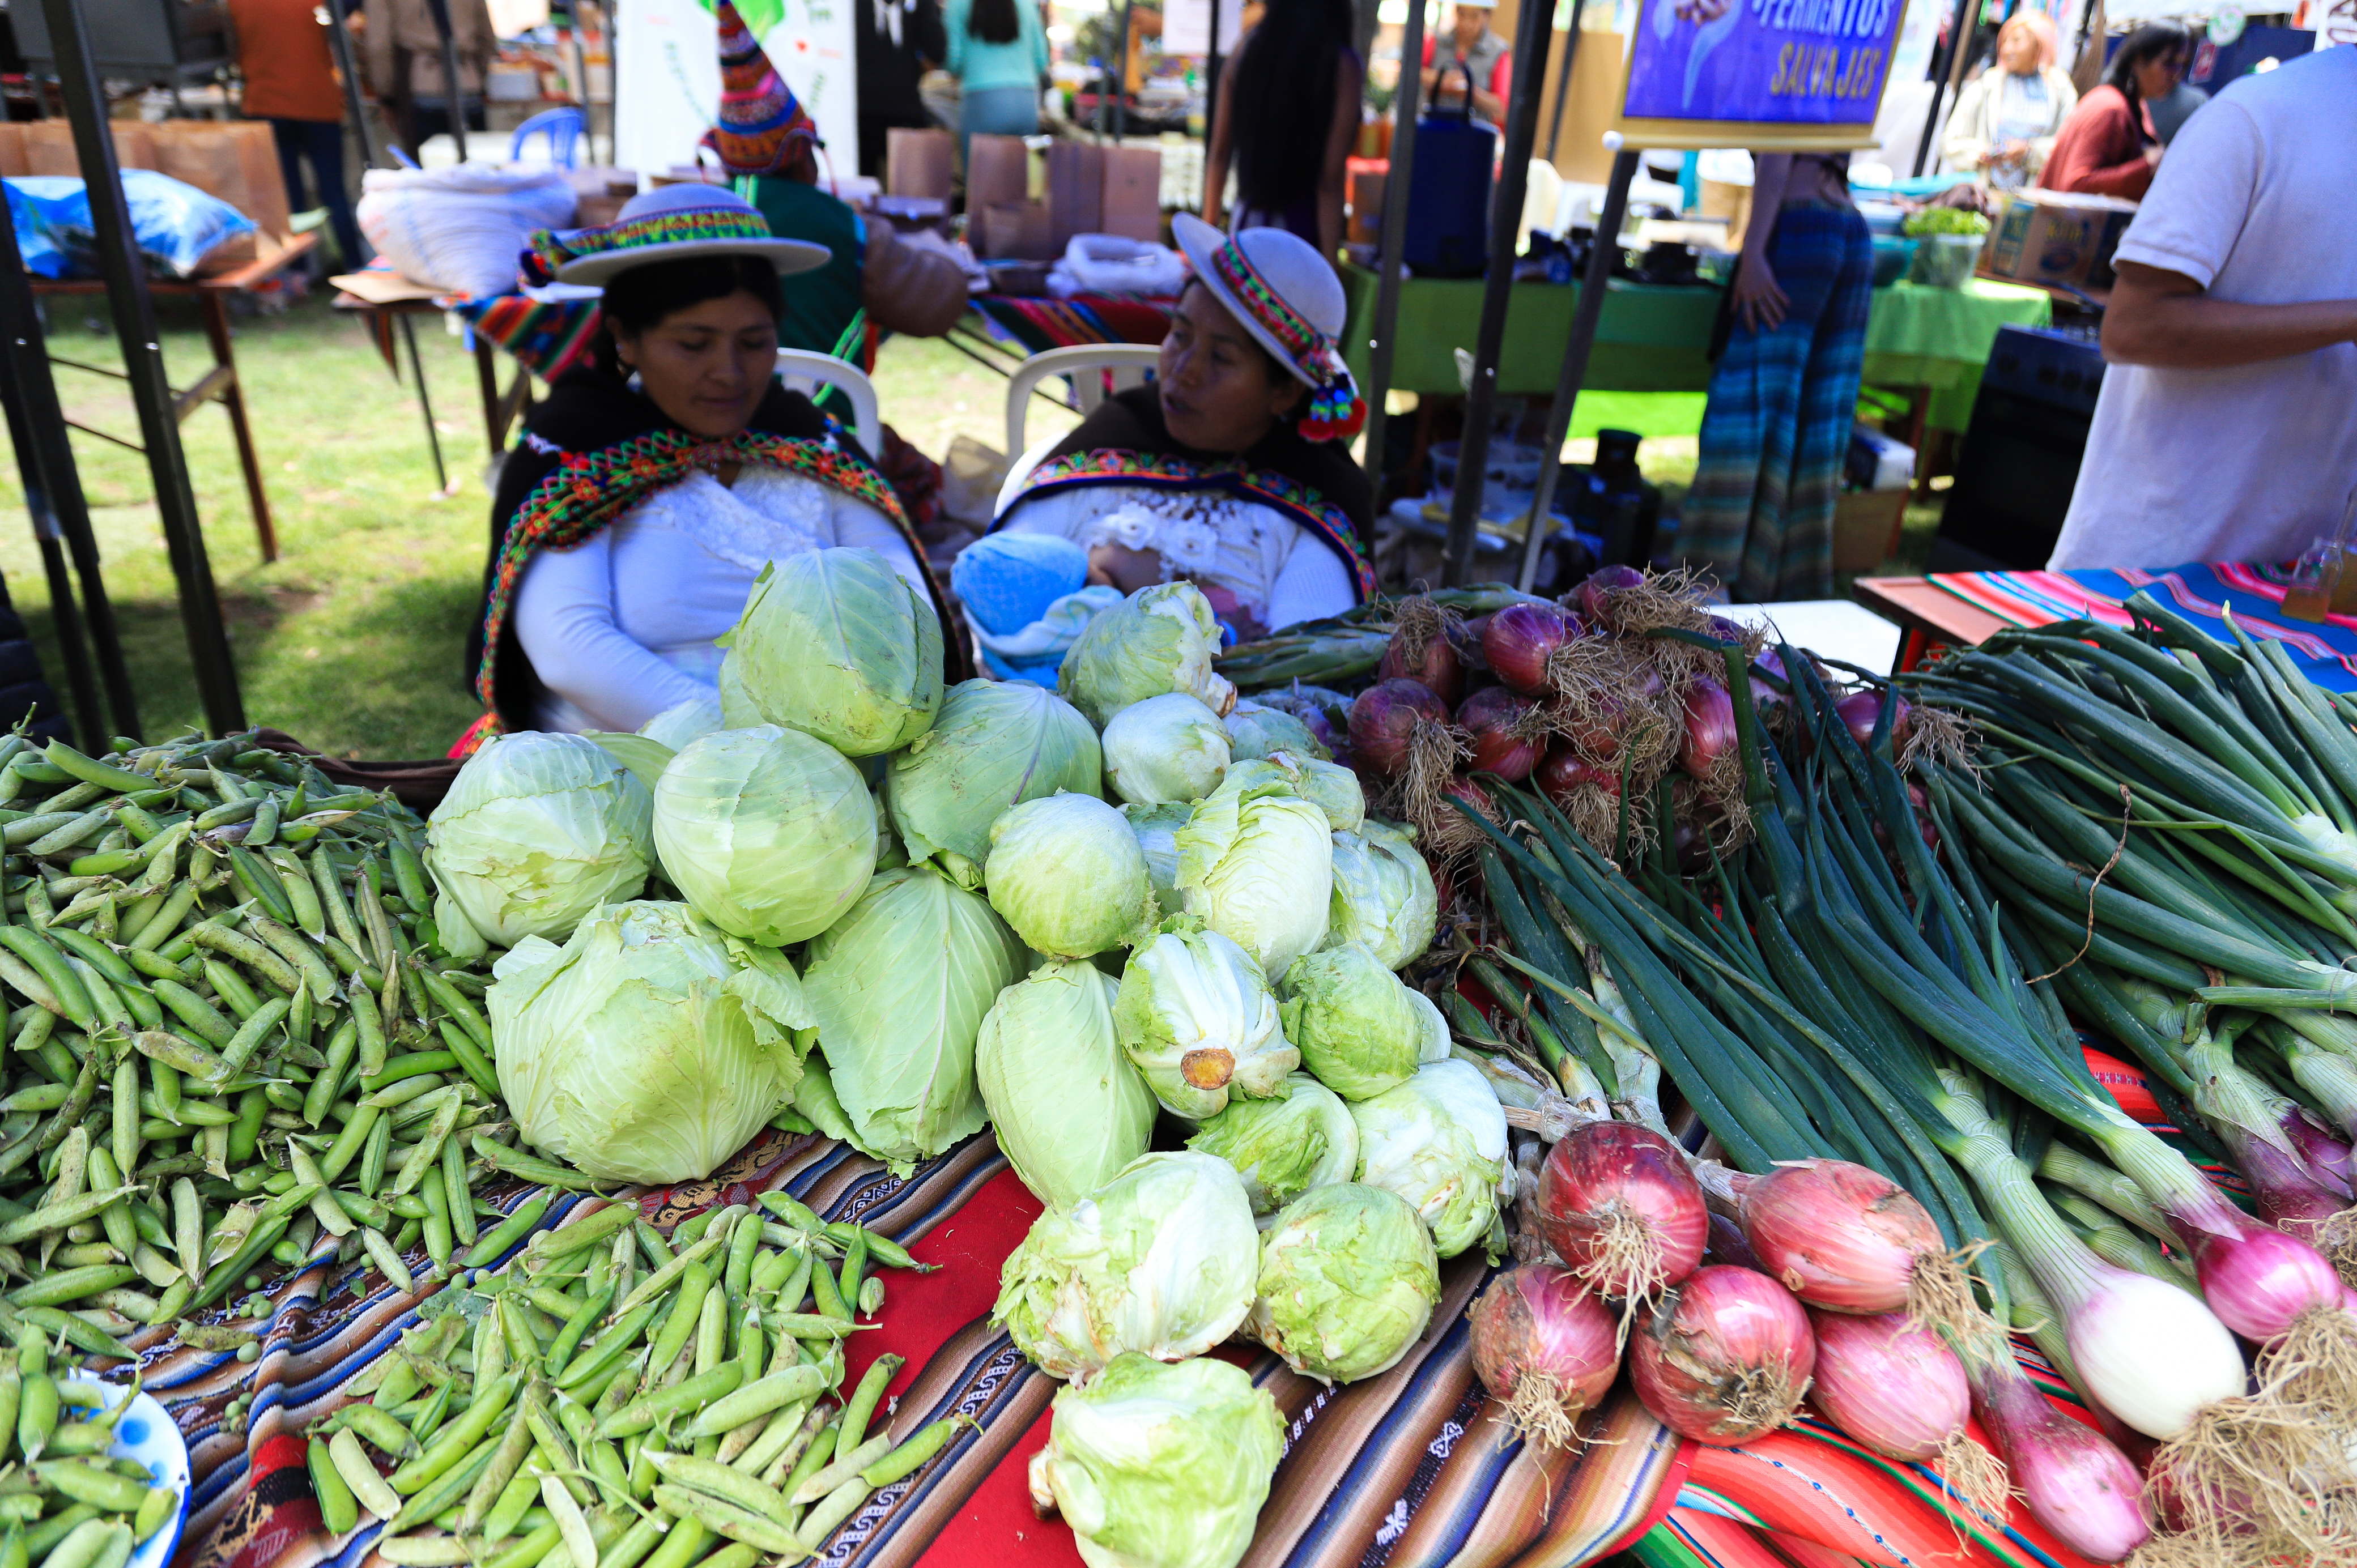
[981, 199, 1055, 261]
[967, 134, 1029, 214]
[1099, 145, 1160, 242]
[1832, 488, 1909, 574]
[1045, 140, 1103, 251]
[886, 127, 954, 201]
[1346, 161, 1385, 246]
[1980, 189, 2138, 288]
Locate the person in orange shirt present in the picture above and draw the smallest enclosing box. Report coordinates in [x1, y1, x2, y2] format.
[229, 0, 367, 266]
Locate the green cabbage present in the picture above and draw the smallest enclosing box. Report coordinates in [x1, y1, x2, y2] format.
[730, 546, 943, 755]
[1350, 1059, 1509, 1258]
[1277, 943, 1427, 1101]
[1283, 757, 1365, 833]
[1100, 693, 1231, 807]
[641, 696, 722, 750]
[427, 731, 653, 947]
[985, 794, 1156, 960]
[1408, 988, 1452, 1063]
[1324, 821, 1438, 970]
[1185, 1072, 1358, 1216]
[652, 726, 877, 946]
[1028, 1353, 1284, 1568]
[887, 679, 1103, 888]
[717, 648, 761, 729]
[789, 1055, 858, 1144]
[1175, 762, 1333, 974]
[1059, 582, 1236, 728]
[582, 731, 674, 795]
[976, 961, 1156, 1209]
[487, 900, 813, 1182]
[1248, 1183, 1440, 1383]
[1121, 802, 1192, 918]
[1224, 699, 1329, 762]
[1113, 923, 1296, 1119]
[993, 1151, 1259, 1380]
[801, 867, 1027, 1170]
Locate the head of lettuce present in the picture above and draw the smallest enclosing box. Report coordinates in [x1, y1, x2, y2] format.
[487, 901, 814, 1184]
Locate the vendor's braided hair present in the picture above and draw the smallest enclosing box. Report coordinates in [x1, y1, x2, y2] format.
[1229, 0, 1356, 216]
[589, 254, 788, 381]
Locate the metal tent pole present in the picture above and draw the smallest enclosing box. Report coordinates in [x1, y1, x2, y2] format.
[40, 0, 242, 733]
[426, 0, 472, 160]
[1543, 0, 1579, 163]
[1111, 0, 1133, 140]
[1358, 0, 1426, 490]
[1912, 0, 1977, 176]
[1439, 0, 1555, 586]
[0, 195, 138, 744]
[1513, 144, 1631, 591]
[322, 0, 385, 172]
[1202, 0, 1224, 208]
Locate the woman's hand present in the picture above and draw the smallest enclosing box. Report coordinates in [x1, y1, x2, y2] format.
[1733, 254, 1789, 333]
[1088, 540, 1165, 594]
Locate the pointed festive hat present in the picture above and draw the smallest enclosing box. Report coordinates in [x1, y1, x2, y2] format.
[700, 0, 823, 176]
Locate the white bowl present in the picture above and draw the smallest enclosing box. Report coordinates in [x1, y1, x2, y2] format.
[59, 1384, 191, 1568]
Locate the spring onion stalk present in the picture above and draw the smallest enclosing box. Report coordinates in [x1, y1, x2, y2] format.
[2260, 1016, 2357, 1142]
[1928, 1070, 2243, 1441]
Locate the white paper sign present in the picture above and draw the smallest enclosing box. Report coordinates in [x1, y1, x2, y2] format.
[1163, 0, 1246, 56]
[614, 0, 859, 184]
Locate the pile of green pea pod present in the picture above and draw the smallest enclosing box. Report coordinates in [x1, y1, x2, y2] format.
[0, 730, 530, 1372]
[309, 1190, 958, 1568]
[0, 1327, 181, 1568]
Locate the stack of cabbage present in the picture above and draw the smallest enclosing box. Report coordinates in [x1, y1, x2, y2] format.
[440, 555, 1513, 1568]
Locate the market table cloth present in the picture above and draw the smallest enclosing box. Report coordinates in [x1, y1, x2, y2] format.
[160, 1115, 2113, 1568]
[1858, 280, 2052, 434]
[963, 293, 1181, 356]
[1917, 560, 2357, 690]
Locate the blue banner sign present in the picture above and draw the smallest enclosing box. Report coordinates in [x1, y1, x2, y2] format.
[1618, 0, 1907, 145]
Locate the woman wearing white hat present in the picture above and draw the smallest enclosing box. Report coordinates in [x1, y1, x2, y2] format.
[458, 185, 953, 750]
[988, 215, 1375, 641]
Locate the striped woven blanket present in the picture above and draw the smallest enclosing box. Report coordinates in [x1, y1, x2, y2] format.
[967, 294, 1177, 355]
[148, 1120, 2111, 1568]
[1920, 562, 2357, 690]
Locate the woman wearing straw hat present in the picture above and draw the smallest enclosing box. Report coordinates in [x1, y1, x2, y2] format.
[457, 184, 954, 749]
[985, 215, 1375, 642]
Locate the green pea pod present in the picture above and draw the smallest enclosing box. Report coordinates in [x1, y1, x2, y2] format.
[595, 1362, 746, 1441]
[441, 1140, 476, 1250]
[479, 1465, 542, 1546]
[435, 1019, 499, 1099]
[20, 1505, 97, 1562]
[636, 1516, 708, 1568]
[223, 848, 295, 927]
[185, 923, 301, 996]
[125, 884, 199, 955]
[307, 1438, 357, 1536]
[327, 1427, 401, 1518]
[32, 1515, 116, 1568]
[386, 837, 431, 915]
[16, 1371, 56, 1462]
[42, 928, 137, 992]
[245, 913, 337, 1004]
[188, 1214, 290, 1311]
[387, 1088, 463, 1196]
[385, 1369, 522, 1495]
[0, 928, 93, 1029]
[458, 1396, 539, 1536]
[43, 743, 149, 794]
[554, 1296, 665, 1392]
[797, 1474, 874, 1552]
[206, 998, 290, 1087]
[358, 1115, 392, 1199]
[684, 1365, 829, 1440]
[461, 1192, 554, 1269]
[469, 1135, 599, 1192]
[832, 1355, 901, 1467]
[543, 1280, 615, 1381]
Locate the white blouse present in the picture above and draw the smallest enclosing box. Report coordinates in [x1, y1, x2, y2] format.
[996, 483, 1356, 633]
[513, 463, 929, 735]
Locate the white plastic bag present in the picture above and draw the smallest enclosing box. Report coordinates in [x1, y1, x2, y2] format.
[1048, 234, 1188, 299]
[356, 164, 577, 299]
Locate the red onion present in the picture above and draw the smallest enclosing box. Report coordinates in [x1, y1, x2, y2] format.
[1704, 615, 1747, 644]
[1573, 564, 1645, 624]
[1449, 615, 1493, 677]
[1467, 1264, 1622, 1449]
[1555, 663, 1667, 764]
[1482, 603, 1581, 696]
[1347, 679, 1448, 778]
[1705, 1211, 1765, 1272]
[2232, 1133, 2348, 1228]
[2182, 1208, 2347, 1343]
[1680, 677, 1738, 779]
[1967, 1353, 2150, 1561]
[2282, 1107, 2355, 1196]
[1628, 1264, 1816, 1445]
[1805, 1310, 1968, 1462]
[1736, 1159, 1946, 1316]
[1535, 752, 1620, 809]
[1534, 1123, 1709, 1302]
[1379, 615, 1462, 705]
[1835, 689, 1908, 751]
[1457, 687, 1546, 782]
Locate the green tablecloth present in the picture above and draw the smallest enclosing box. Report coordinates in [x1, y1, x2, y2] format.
[1860, 279, 2053, 432]
[1341, 265, 2052, 433]
[1338, 263, 1721, 398]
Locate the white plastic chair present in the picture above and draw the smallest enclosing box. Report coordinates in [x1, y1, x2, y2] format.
[997, 344, 1162, 517]
[775, 348, 883, 457]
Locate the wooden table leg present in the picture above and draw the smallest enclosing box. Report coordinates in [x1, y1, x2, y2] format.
[198, 291, 278, 563]
[399, 313, 449, 495]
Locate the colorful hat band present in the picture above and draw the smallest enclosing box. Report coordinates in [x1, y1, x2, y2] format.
[1204, 232, 1368, 445]
[521, 207, 778, 288]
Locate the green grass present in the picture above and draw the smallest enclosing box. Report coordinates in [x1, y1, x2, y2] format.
[0, 301, 1060, 760]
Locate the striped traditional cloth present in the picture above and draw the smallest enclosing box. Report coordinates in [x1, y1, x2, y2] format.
[1918, 562, 2357, 690]
[160, 1114, 2113, 1568]
[455, 294, 604, 381]
[968, 293, 1177, 356]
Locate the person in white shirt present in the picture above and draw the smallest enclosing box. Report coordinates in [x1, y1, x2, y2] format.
[2047, 48, 2357, 570]
[462, 185, 952, 748]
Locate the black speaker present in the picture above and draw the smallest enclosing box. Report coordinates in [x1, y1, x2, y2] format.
[11, 0, 230, 83]
[1928, 323, 2107, 573]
